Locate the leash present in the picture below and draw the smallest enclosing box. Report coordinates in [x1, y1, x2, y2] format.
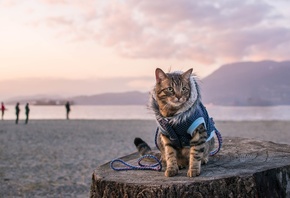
[154, 127, 160, 150]
[209, 130, 222, 156]
[110, 154, 162, 171]
[208, 118, 222, 156]
[110, 122, 222, 172]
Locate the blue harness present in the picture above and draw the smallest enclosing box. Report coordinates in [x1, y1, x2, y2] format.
[110, 97, 222, 172]
[157, 102, 217, 148]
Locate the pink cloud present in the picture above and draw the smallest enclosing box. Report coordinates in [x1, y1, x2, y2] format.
[32, 0, 290, 64]
[0, 0, 17, 7]
[92, 0, 289, 64]
[41, 0, 66, 4]
[45, 16, 74, 27]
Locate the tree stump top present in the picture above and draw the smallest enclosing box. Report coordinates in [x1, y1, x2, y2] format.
[91, 137, 290, 197]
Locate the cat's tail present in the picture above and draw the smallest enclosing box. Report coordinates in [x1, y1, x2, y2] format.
[134, 137, 152, 156]
[134, 137, 162, 164]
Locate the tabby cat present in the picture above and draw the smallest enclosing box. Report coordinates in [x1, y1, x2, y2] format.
[134, 68, 217, 177]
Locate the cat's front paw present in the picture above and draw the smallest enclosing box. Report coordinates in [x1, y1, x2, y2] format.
[187, 168, 200, 177]
[165, 165, 179, 177]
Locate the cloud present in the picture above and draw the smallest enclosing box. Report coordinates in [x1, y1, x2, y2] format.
[41, 0, 66, 4]
[7, 0, 290, 65]
[104, 1, 287, 62]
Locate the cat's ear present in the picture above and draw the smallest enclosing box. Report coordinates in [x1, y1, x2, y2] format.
[182, 68, 193, 80]
[155, 68, 167, 83]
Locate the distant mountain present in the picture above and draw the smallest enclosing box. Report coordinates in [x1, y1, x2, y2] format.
[6, 91, 150, 106]
[0, 76, 153, 101]
[201, 60, 290, 106]
[71, 91, 149, 105]
[5, 60, 290, 106]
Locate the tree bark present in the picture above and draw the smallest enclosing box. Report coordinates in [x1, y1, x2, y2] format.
[90, 137, 290, 198]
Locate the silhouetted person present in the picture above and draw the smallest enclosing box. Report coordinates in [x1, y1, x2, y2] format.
[15, 103, 20, 124]
[25, 103, 30, 124]
[1, 102, 7, 120]
[65, 101, 71, 120]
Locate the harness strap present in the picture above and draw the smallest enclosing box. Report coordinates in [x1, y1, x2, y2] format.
[110, 154, 162, 171]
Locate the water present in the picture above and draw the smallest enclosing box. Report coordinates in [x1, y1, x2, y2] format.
[1, 105, 290, 121]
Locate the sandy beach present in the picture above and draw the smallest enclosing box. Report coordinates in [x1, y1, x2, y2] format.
[1, 119, 290, 197]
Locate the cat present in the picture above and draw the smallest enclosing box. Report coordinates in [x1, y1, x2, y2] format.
[134, 68, 217, 177]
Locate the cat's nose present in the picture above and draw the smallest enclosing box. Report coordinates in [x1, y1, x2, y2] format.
[176, 95, 182, 100]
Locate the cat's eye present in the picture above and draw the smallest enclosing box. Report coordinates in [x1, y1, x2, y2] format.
[182, 87, 188, 91]
[167, 87, 174, 92]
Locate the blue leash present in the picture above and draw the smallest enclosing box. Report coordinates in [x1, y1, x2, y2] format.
[110, 126, 222, 172]
[210, 130, 222, 156]
[110, 154, 162, 171]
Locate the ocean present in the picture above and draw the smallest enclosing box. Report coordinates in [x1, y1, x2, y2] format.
[2, 105, 290, 121]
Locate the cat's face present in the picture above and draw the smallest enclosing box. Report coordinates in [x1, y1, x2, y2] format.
[155, 68, 193, 116]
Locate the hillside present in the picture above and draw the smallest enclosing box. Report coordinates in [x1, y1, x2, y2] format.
[201, 60, 290, 106]
[71, 91, 149, 105]
[5, 60, 290, 106]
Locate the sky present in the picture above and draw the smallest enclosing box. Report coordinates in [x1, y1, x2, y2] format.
[0, 0, 290, 99]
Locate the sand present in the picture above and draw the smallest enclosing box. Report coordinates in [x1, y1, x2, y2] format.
[1, 119, 290, 197]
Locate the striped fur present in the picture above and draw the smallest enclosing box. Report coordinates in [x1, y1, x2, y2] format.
[135, 68, 215, 177]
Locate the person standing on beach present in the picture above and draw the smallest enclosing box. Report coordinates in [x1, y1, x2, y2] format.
[1, 102, 7, 120]
[15, 102, 20, 124]
[65, 101, 71, 120]
[25, 103, 30, 124]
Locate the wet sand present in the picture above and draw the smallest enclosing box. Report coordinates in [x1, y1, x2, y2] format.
[1, 120, 290, 197]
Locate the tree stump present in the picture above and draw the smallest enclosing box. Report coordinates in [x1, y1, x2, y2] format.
[90, 137, 290, 198]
